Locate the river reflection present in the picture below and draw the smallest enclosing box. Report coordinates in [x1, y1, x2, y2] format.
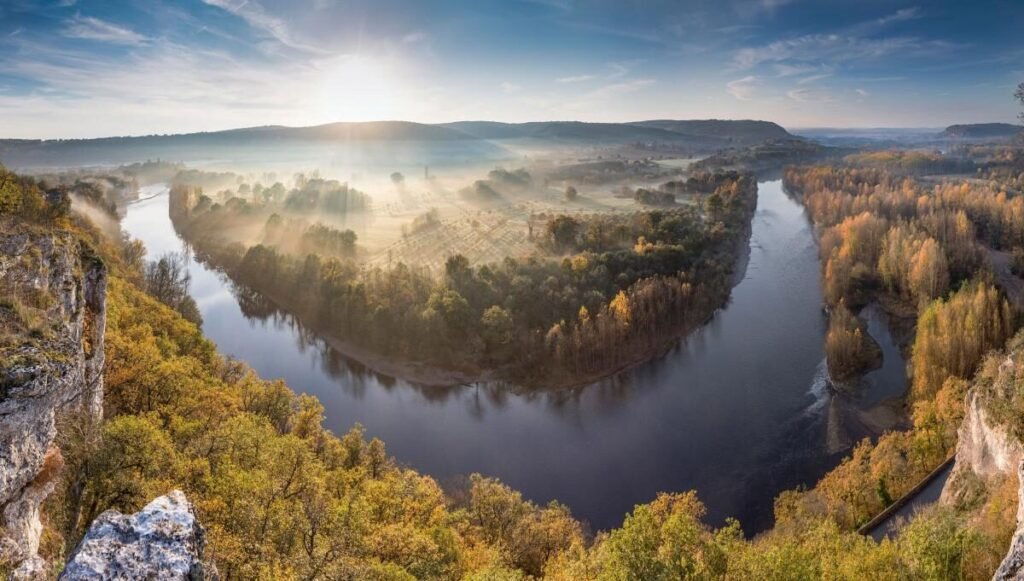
[123, 180, 903, 534]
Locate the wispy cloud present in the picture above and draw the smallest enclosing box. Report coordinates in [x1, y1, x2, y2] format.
[876, 7, 922, 26]
[731, 0, 799, 18]
[556, 74, 595, 83]
[500, 81, 522, 93]
[787, 87, 833, 102]
[734, 33, 958, 69]
[521, 0, 573, 11]
[62, 15, 147, 45]
[605, 61, 644, 79]
[727, 76, 757, 100]
[798, 72, 833, 84]
[855, 88, 869, 97]
[774, 63, 817, 77]
[201, 0, 328, 54]
[402, 31, 426, 44]
[589, 78, 654, 98]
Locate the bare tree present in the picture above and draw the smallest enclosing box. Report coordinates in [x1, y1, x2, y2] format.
[144, 251, 202, 326]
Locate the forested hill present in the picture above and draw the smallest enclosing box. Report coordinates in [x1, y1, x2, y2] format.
[631, 119, 794, 144]
[942, 123, 1023, 139]
[441, 120, 706, 143]
[442, 119, 794, 145]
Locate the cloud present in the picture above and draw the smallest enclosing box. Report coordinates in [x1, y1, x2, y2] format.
[774, 63, 817, 77]
[733, 33, 955, 69]
[798, 72, 833, 84]
[521, 0, 573, 11]
[62, 15, 147, 45]
[556, 74, 595, 83]
[787, 87, 834, 102]
[773, 63, 833, 84]
[727, 76, 757, 100]
[731, 0, 799, 18]
[589, 78, 654, 98]
[201, 0, 328, 54]
[607, 61, 644, 79]
[876, 7, 922, 26]
[760, 0, 797, 8]
[402, 31, 426, 44]
[500, 82, 521, 93]
[855, 88, 869, 96]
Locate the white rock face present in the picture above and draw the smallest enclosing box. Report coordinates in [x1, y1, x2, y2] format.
[0, 228, 107, 577]
[941, 359, 1024, 580]
[60, 491, 213, 581]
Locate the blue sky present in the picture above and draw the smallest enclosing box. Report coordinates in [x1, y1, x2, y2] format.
[0, 0, 1021, 138]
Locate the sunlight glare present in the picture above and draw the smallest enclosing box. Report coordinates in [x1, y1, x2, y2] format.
[319, 55, 401, 122]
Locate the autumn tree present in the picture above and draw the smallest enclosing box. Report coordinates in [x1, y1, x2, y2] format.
[825, 301, 880, 381]
[912, 282, 1015, 399]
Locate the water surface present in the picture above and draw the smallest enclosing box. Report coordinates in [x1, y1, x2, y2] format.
[123, 180, 892, 532]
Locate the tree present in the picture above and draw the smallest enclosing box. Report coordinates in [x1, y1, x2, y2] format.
[546, 216, 580, 253]
[825, 301, 879, 381]
[908, 238, 950, 304]
[390, 172, 405, 187]
[564, 185, 578, 202]
[912, 282, 1014, 398]
[144, 252, 203, 327]
[481, 305, 514, 353]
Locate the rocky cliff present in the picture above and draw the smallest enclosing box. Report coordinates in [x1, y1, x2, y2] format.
[0, 223, 107, 578]
[60, 491, 212, 581]
[942, 355, 1024, 579]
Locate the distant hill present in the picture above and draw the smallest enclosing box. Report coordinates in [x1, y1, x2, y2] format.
[630, 119, 793, 144]
[941, 123, 1022, 139]
[216, 121, 474, 142]
[0, 118, 794, 168]
[440, 120, 726, 144]
[0, 121, 503, 168]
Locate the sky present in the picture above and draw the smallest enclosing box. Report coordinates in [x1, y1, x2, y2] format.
[0, 0, 1022, 138]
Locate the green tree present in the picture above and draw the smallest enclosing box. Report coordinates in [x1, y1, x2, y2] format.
[481, 305, 514, 352]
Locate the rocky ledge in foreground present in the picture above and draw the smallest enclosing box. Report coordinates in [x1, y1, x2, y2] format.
[60, 491, 215, 581]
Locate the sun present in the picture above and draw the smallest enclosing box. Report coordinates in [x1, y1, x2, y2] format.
[318, 55, 401, 122]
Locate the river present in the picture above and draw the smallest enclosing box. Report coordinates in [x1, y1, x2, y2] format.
[122, 179, 901, 533]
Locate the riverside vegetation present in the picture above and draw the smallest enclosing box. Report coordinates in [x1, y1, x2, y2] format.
[167, 170, 757, 387]
[6, 150, 1024, 578]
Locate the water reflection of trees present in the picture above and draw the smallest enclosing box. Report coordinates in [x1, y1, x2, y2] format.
[224, 272, 676, 422]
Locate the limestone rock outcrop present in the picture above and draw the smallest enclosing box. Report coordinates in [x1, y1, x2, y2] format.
[941, 358, 1024, 580]
[60, 491, 213, 581]
[0, 226, 107, 577]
